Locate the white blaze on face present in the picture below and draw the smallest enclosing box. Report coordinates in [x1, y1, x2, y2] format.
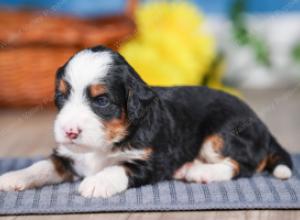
[54, 50, 113, 151]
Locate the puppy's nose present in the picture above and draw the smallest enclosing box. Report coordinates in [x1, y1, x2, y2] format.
[65, 128, 81, 140]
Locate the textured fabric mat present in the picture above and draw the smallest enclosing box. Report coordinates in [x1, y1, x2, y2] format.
[0, 155, 300, 215]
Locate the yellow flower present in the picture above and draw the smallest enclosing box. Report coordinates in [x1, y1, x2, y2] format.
[120, 0, 237, 96]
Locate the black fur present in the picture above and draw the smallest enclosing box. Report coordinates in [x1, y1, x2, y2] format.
[54, 65, 71, 109]
[54, 45, 293, 188]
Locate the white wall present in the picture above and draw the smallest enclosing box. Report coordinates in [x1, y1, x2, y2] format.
[207, 14, 300, 89]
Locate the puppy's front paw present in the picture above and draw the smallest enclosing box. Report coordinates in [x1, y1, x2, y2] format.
[78, 166, 128, 198]
[0, 171, 32, 192]
[78, 175, 118, 198]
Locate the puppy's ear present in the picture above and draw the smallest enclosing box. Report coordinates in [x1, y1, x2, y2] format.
[125, 68, 156, 124]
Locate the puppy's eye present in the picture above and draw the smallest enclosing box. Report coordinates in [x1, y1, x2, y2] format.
[56, 92, 65, 99]
[55, 92, 67, 109]
[55, 92, 66, 101]
[94, 95, 110, 107]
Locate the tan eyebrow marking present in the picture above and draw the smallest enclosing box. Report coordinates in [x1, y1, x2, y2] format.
[58, 79, 68, 95]
[89, 84, 107, 97]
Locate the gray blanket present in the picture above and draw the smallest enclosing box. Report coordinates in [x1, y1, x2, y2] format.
[0, 155, 299, 215]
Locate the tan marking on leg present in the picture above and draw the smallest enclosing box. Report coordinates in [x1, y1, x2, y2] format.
[205, 135, 224, 151]
[256, 158, 268, 172]
[200, 134, 224, 163]
[228, 158, 240, 176]
[50, 155, 73, 181]
[143, 147, 153, 160]
[89, 84, 106, 97]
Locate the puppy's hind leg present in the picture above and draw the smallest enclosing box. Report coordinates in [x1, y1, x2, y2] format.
[174, 134, 240, 183]
[184, 159, 239, 184]
[0, 154, 73, 191]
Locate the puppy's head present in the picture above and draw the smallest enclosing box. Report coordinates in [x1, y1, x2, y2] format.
[54, 46, 156, 152]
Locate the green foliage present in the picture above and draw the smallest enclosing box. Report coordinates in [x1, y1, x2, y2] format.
[230, 0, 270, 66]
[292, 42, 300, 63]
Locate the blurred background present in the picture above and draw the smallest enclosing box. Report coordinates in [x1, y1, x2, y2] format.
[0, 0, 299, 156]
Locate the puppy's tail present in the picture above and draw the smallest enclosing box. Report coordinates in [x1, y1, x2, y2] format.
[266, 135, 293, 179]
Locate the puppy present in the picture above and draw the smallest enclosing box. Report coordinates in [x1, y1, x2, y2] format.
[0, 46, 293, 198]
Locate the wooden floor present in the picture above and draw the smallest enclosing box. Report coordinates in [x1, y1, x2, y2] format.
[0, 89, 299, 219]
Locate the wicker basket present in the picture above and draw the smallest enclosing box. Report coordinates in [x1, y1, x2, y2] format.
[0, 0, 137, 107]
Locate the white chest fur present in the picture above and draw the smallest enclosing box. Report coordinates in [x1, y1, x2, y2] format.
[56, 146, 108, 177]
[56, 145, 150, 177]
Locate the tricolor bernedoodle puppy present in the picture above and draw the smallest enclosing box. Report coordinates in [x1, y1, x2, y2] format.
[0, 46, 293, 198]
